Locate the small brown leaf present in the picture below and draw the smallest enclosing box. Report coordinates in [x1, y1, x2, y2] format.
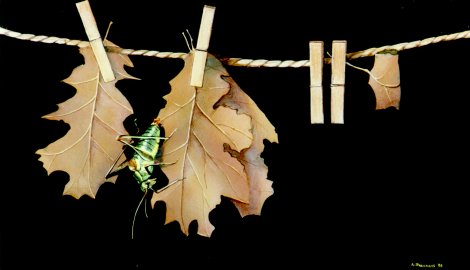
[152, 52, 253, 237]
[369, 53, 401, 110]
[36, 41, 137, 199]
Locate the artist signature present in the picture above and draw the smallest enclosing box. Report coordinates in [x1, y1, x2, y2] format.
[411, 262, 444, 268]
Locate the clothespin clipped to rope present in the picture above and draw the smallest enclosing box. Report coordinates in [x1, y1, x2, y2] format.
[76, 0, 115, 82]
[190, 5, 216, 87]
[309, 41, 324, 124]
[331, 41, 347, 124]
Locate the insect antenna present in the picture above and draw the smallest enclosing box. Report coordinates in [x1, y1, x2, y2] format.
[132, 189, 148, 239]
[144, 197, 148, 218]
[105, 148, 128, 179]
[182, 29, 195, 52]
[104, 21, 113, 41]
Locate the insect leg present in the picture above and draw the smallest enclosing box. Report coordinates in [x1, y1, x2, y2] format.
[116, 137, 148, 160]
[133, 118, 140, 134]
[105, 160, 130, 179]
[157, 161, 177, 167]
[118, 135, 168, 161]
[118, 126, 176, 141]
[141, 160, 177, 175]
[118, 135, 169, 140]
[154, 178, 183, 193]
[105, 148, 130, 178]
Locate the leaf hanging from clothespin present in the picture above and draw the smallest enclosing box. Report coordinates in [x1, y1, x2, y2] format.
[368, 51, 401, 110]
[152, 53, 278, 236]
[36, 40, 138, 199]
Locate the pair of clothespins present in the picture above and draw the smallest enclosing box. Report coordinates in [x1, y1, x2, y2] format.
[310, 41, 347, 124]
[76, 1, 215, 87]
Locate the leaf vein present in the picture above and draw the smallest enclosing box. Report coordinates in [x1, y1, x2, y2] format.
[99, 82, 133, 113]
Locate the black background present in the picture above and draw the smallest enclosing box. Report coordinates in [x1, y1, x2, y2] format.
[1, 0, 469, 269]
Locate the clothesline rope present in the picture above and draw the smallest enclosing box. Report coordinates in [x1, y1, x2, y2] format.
[1, 26, 469, 67]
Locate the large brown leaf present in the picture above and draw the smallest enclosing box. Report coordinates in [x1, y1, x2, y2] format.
[152, 53, 253, 237]
[369, 53, 401, 110]
[36, 41, 137, 199]
[216, 76, 278, 217]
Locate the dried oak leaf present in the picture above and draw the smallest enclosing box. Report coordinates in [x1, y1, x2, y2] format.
[217, 76, 278, 217]
[369, 53, 401, 110]
[36, 41, 137, 199]
[152, 53, 253, 237]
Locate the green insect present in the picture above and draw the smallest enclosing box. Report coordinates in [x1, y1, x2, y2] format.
[107, 117, 167, 192]
[106, 117, 175, 238]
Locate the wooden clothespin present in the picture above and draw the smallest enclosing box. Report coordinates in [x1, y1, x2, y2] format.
[76, 0, 115, 82]
[190, 5, 216, 87]
[330, 40, 347, 124]
[309, 41, 324, 124]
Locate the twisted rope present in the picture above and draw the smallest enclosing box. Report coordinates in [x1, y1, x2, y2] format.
[0, 27, 90, 47]
[346, 30, 470, 61]
[1, 26, 470, 67]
